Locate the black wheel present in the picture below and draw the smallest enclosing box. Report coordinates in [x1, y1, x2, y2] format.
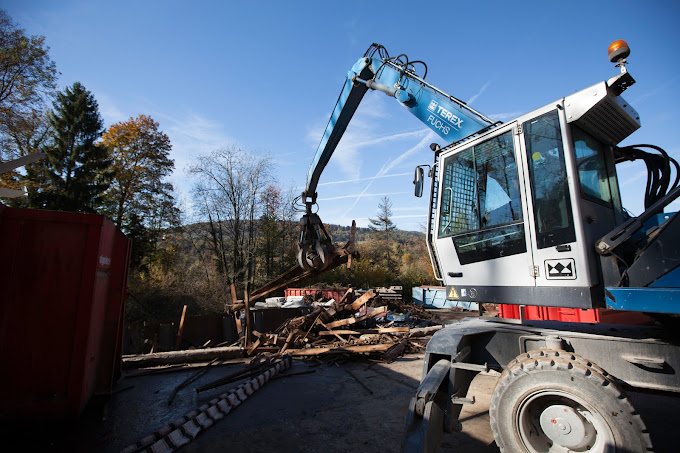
[490, 351, 652, 453]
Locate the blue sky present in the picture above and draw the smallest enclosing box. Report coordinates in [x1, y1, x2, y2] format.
[4, 1, 679, 230]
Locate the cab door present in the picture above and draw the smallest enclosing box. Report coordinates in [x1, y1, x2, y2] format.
[519, 109, 593, 294]
[433, 124, 537, 294]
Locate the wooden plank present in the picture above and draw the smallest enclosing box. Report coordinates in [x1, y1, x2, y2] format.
[122, 346, 243, 369]
[347, 221, 356, 270]
[235, 313, 243, 335]
[246, 336, 262, 356]
[280, 329, 300, 353]
[325, 317, 357, 329]
[175, 305, 188, 350]
[167, 358, 219, 405]
[350, 289, 376, 310]
[354, 306, 387, 323]
[337, 288, 354, 306]
[286, 343, 395, 356]
[149, 333, 158, 353]
[408, 325, 443, 338]
[318, 327, 410, 336]
[376, 326, 409, 334]
[382, 338, 408, 363]
[244, 288, 252, 347]
[253, 346, 281, 353]
[230, 282, 239, 305]
[318, 321, 347, 343]
[318, 330, 362, 336]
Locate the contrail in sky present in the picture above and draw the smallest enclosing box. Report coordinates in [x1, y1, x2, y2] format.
[342, 131, 436, 217]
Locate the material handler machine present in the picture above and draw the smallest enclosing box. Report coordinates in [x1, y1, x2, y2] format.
[298, 42, 679, 452]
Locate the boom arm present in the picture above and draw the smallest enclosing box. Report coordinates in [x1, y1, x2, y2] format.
[303, 43, 495, 203]
[297, 44, 496, 271]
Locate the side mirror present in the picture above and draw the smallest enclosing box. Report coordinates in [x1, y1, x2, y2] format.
[413, 166, 424, 198]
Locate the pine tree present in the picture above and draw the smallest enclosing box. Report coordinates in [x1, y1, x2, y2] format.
[40, 82, 111, 212]
[368, 196, 397, 272]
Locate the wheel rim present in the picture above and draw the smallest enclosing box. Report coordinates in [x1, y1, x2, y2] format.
[515, 390, 615, 453]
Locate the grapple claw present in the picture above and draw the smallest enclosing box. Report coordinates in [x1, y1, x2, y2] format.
[297, 212, 335, 271]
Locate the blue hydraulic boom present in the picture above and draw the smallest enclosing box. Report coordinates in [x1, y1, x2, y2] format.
[297, 44, 497, 270]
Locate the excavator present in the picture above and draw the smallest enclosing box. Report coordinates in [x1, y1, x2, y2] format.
[297, 42, 679, 452]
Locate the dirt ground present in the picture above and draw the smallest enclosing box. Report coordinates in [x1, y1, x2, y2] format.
[91, 354, 500, 453]
[10, 349, 680, 453]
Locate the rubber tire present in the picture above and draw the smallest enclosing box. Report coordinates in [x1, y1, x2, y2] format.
[490, 351, 653, 453]
[507, 349, 608, 376]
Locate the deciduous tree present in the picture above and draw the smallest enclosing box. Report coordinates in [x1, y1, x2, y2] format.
[100, 114, 179, 268]
[188, 146, 273, 304]
[0, 9, 57, 203]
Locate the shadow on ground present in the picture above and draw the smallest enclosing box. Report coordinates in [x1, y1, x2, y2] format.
[3, 354, 498, 452]
[6, 352, 679, 452]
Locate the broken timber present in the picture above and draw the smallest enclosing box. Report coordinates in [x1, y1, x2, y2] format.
[122, 346, 243, 369]
[285, 343, 394, 356]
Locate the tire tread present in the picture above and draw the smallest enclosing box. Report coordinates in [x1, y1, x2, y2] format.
[490, 350, 653, 452]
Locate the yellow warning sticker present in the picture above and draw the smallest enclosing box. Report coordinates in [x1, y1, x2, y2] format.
[448, 286, 459, 299]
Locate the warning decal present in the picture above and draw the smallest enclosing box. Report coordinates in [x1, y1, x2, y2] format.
[545, 259, 576, 280]
[448, 286, 459, 299]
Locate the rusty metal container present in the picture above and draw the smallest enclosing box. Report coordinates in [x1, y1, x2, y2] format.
[0, 205, 131, 419]
[284, 287, 351, 303]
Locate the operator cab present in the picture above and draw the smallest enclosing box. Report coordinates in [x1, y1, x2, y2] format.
[426, 72, 640, 309]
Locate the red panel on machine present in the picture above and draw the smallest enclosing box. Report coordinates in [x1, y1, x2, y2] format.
[497, 304, 654, 325]
[0, 205, 131, 419]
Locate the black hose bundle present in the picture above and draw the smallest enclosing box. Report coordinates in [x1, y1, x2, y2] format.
[614, 144, 679, 209]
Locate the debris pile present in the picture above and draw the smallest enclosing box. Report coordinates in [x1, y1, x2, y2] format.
[246, 288, 441, 364]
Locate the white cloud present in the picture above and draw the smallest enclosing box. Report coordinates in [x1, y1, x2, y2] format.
[157, 110, 234, 197]
[341, 130, 437, 217]
[97, 93, 130, 127]
[467, 81, 491, 105]
[374, 129, 438, 177]
[630, 77, 678, 105]
[319, 191, 410, 201]
[488, 111, 525, 122]
[312, 172, 411, 189]
[303, 92, 420, 180]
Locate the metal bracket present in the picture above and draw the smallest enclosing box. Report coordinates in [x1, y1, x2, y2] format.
[450, 362, 489, 372]
[622, 355, 667, 371]
[451, 395, 475, 405]
[413, 359, 450, 417]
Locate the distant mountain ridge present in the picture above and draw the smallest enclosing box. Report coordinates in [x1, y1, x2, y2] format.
[326, 223, 425, 245]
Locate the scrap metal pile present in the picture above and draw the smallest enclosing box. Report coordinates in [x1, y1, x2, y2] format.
[245, 288, 442, 364]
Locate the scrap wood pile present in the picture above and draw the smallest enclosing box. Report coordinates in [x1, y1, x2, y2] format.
[246, 288, 442, 364]
[365, 293, 435, 322]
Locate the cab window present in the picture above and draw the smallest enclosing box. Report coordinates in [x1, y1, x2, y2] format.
[438, 130, 526, 264]
[572, 125, 613, 206]
[523, 110, 576, 248]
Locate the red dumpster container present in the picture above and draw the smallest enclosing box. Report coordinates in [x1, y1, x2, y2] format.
[284, 287, 352, 303]
[0, 205, 131, 419]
